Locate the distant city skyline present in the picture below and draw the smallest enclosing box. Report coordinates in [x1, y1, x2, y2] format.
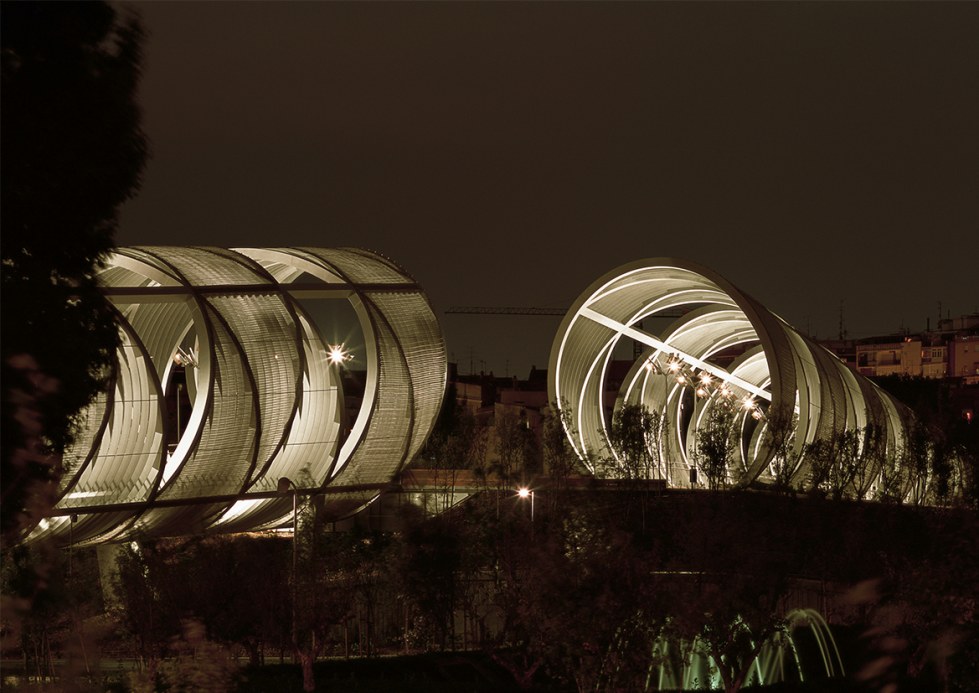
[118, 2, 979, 377]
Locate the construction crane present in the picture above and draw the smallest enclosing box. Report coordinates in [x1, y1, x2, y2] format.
[445, 306, 568, 316]
[445, 306, 687, 318]
[445, 306, 690, 361]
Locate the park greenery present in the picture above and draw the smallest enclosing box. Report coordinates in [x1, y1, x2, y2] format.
[2, 395, 977, 692]
[6, 341, 973, 693]
[2, 485, 977, 692]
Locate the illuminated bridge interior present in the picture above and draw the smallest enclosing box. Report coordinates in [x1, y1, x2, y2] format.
[549, 259, 911, 496]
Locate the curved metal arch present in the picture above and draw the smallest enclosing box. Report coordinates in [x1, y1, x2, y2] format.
[122, 247, 284, 538]
[227, 247, 446, 524]
[28, 247, 446, 545]
[49, 305, 167, 545]
[549, 258, 911, 495]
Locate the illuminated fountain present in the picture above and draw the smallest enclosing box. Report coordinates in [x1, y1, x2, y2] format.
[648, 609, 844, 691]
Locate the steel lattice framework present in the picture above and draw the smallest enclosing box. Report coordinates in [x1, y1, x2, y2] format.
[549, 259, 911, 494]
[29, 247, 446, 546]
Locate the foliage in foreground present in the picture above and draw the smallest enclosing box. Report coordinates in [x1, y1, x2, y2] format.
[2, 0, 148, 546]
[2, 491, 976, 693]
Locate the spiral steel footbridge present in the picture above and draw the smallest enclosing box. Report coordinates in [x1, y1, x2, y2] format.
[549, 259, 912, 496]
[29, 247, 446, 545]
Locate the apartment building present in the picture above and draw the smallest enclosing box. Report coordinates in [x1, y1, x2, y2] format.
[838, 313, 978, 383]
[855, 337, 923, 378]
[949, 335, 979, 384]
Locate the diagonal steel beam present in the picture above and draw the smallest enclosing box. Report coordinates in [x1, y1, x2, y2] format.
[579, 306, 772, 401]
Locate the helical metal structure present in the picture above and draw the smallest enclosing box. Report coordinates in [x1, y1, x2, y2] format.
[29, 247, 446, 546]
[549, 259, 911, 494]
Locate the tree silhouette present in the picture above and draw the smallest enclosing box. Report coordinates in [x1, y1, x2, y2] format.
[1, 1, 148, 543]
[696, 402, 737, 491]
[602, 403, 667, 480]
[494, 407, 538, 488]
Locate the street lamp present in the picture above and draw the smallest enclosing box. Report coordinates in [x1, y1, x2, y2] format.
[517, 487, 534, 523]
[278, 477, 299, 648]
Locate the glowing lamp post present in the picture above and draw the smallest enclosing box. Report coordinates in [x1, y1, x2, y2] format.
[517, 487, 534, 523]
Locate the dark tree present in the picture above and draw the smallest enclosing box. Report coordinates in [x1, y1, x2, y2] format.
[806, 427, 860, 499]
[1, 541, 74, 681]
[601, 403, 668, 532]
[873, 375, 978, 507]
[171, 535, 291, 666]
[540, 403, 586, 515]
[1, 1, 147, 543]
[113, 540, 184, 679]
[494, 407, 538, 486]
[398, 512, 463, 651]
[416, 394, 488, 511]
[602, 403, 662, 480]
[696, 402, 737, 491]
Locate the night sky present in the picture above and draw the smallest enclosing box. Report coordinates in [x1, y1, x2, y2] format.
[118, 2, 979, 377]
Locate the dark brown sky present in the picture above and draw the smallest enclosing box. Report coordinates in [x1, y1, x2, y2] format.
[118, 2, 979, 376]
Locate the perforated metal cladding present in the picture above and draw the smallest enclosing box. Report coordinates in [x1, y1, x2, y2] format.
[247, 247, 345, 284]
[557, 317, 618, 468]
[198, 246, 277, 281]
[161, 305, 257, 499]
[811, 342, 852, 440]
[300, 247, 410, 284]
[205, 294, 301, 477]
[876, 387, 910, 460]
[367, 293, 446, 466]
[69, 337, 162, 503]
[332, 303, 414, 485]
[215, 316, 344, 533]
[30, 247, 445, 546]
[551, 258, 913, 494]
[268, 315, 342, 480]
[738, 294, 797, 411]
[121, 300, 195, 381]
[60, 390, 109, 491]
[136, 246, 270, 286]
[98, 264, 147, 287]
